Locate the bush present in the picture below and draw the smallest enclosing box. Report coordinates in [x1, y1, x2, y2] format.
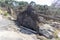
[4, 12, 9, 16]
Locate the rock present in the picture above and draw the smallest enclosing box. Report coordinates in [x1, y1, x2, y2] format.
[0, 15, 3, 21]
[37, 36, 48, 40]
[42, 24, 55, 32]
[39, 29, 53, 39]
[39, 24, 54, 39]
[8, 16, 15, 20]
[58, 32, 60, 38]
[46, 20, 54, 24]
[38, 16, 45, 22]
[0, 31, 23, 40]
[51, 22, 60, 30]
[0, 15, 39, 40]
[0, 31, 38, 40]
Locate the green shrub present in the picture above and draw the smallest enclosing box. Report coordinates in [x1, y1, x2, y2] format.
[4, 12, 9, 16]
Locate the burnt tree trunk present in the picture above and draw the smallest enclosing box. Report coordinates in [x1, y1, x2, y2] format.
[16, 5, 40, 34]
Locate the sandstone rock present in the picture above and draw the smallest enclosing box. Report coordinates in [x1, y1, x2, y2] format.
[39, 24, 54, 39]
[8, 16, 15, 20]
[57, 32, 60, 38]
[0, 15, 39, 40]
[0, 15, 3, 21]
[51, 22, 60, 30]
[38, 16, 45, 22]
[0, 31, 38, 40]
[39, 24, 55, 33]
[37, 36, 48, 40]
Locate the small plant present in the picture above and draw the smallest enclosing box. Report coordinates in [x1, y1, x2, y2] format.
[4, 12, 9, 16]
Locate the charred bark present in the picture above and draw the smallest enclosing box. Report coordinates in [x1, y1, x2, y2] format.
[16, 5, 40, 35]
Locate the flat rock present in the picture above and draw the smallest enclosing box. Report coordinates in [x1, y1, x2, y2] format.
[0, 15, 39, 40]
[0, 31, 38, 40]
[39, 24, 54, 39]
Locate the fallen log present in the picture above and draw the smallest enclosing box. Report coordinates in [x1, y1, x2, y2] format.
[39, 14, 60, 21]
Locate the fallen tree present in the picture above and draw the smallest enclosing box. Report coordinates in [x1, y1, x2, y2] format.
[39, 14, 60, 21]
